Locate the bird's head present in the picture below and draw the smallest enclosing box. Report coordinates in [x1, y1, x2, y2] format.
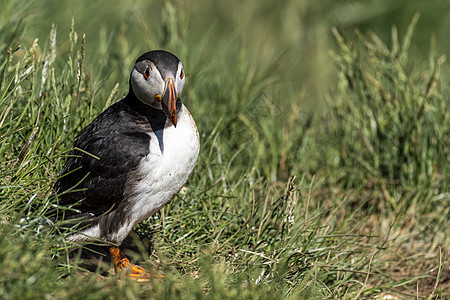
[130, 50, 185, 127]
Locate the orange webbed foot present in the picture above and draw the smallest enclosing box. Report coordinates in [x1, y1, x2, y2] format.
[109, 246, 164, 282]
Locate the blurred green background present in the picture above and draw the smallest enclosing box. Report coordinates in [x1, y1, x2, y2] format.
[5, 0, 450, 106]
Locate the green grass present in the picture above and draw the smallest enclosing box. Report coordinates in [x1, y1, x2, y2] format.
[1, 0, 449, 299]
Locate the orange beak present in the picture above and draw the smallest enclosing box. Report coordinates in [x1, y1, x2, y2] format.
[161, 78, 177, 127]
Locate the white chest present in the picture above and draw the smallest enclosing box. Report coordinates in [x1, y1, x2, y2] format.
[125, 104, 200, 225]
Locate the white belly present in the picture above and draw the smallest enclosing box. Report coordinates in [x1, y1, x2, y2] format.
[126, 105, 200, 225]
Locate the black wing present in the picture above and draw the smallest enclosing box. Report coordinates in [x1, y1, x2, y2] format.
[52, 97, 156, 218]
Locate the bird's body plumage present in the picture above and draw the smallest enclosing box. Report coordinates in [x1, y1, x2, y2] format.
[52, 50, 199, 249]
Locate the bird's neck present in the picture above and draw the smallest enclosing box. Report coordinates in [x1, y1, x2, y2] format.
[124, 91, 166, 128]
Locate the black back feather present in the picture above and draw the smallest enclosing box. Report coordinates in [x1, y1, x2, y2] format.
[52, 93, 167, 221]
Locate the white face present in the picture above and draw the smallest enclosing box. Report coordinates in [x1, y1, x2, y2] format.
[131, 60, 185, 109]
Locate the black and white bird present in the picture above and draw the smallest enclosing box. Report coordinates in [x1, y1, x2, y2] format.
[52, 50, 199, 281]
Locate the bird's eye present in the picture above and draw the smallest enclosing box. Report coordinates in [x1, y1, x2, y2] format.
[144, 67, 150, 79]
[180, 70, 184, 79]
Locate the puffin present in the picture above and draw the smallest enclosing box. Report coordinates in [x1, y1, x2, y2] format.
[52, 50, 200, 282]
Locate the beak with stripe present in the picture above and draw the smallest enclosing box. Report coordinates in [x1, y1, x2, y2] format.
[161, 78, 178, 127]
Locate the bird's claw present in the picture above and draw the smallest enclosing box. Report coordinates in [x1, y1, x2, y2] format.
[109, 246, 163, 282]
